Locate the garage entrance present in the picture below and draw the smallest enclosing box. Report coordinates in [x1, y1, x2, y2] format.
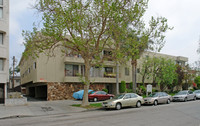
[0, 84, 4, 104]
[28, 85, 47, 101]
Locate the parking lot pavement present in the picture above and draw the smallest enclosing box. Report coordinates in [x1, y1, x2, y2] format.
[0, 100, 86, 119]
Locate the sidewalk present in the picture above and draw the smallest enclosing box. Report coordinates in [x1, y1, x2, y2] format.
[0, 100, 86, 119]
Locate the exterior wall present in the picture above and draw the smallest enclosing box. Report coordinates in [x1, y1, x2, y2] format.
[20, 50, 188, 86]
[47, 82, 106, 101]
[0, 0, 9, 102]
[136, 51, 188, 84]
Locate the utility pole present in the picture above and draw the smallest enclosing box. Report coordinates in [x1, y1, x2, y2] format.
[12, 56, 15, 91]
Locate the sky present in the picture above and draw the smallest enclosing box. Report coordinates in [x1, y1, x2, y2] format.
[9, 0, 200, 66]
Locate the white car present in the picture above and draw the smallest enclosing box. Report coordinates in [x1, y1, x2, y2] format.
[193, 90, 200, 99]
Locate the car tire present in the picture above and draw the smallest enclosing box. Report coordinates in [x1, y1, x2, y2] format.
[184, 97, 187, 102]
[154, 100, 158, 106]
[193, 96, 196, 101]
[115, 103, 122, 110]
[136, 101, 141, 108]
[167, 99, 170, 104]
[93, 97, 98, 102]
[110, 96, 113, 99]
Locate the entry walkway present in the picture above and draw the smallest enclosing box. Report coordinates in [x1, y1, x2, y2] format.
[0, 100, 86, 119]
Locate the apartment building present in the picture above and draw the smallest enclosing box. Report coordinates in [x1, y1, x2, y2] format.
[0, 0, 9, 104]
[19, 46, 188, 101]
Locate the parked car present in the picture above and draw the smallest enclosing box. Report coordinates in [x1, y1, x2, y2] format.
[73, 89, 93, 100]
[193, 90, 200, 99]
[88, 91, 114, 102]
[172, 90, 196, 102]
[144, 92, 172, 106]
[102, 93, 144, 110]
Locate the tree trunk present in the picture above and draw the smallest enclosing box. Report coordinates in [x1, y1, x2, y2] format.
[116, 62, 119, 95]
[82, 59, 90, 106]
[132, 59, 137, 93]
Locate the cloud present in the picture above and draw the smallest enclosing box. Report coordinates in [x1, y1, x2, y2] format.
[143, 0, 200, 64]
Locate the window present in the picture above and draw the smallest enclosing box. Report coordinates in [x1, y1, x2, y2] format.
[0, 0, 3, 5]
[125, 67, 129, 76]
[0, 33, 2, 45]
[16, 79, 20, 83]
[28, 68, 30, 73]
[130, 93, 137, 98]
[0, 7, 2, 18]
[65, 64, 79, 76]
[33, 62, 36, 69]
[0, 59, 3, 71]
[103, 50, 112, 61]
[137, 68, 140, 73]
[105, 67, 113, 74]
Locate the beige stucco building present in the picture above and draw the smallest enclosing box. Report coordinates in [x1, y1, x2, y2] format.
[0, 0, 9, 104]
[19, 46, 188, 101]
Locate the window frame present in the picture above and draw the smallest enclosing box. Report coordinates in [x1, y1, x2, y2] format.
[0, 33, 3, 45]
[0, 7, 3, 19]
[0, 58, 4, 71]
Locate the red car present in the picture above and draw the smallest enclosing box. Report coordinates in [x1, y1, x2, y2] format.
[88, 91, 114, 102]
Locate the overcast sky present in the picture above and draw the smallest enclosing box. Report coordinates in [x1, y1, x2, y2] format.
[10, 0, 200, 66]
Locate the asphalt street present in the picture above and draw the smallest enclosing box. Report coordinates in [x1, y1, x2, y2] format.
[0, 100, 200, 126]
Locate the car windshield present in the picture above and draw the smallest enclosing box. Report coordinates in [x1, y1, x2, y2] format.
[176, 91, 187, 95]
[194, 90, 200, 93]
[114, 94, 125, 99]
[88, 91, 95, 94]
[148, 93, 159, 97]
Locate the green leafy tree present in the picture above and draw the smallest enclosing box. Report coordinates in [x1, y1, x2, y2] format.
[139, 55, 152, 86]
[157, 58, 177, 91]
[194, 76, 200, 88]
[121, 16, 173, 93]
[22, 0, 150, 106]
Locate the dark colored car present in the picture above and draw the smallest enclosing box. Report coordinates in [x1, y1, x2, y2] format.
[88, 91, 114, 102]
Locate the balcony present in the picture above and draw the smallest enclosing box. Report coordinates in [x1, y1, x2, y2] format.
[64, 56, 84, 64]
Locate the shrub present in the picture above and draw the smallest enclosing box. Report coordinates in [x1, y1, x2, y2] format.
[129, 82, 133, 89]
[120, 81, 126, 93]
[139, 85, 146, 94]
[126, 89, 133, 93]
[102, 88, 108, 93]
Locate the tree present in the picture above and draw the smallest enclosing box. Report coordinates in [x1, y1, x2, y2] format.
[194, 76, 200, 89]
[139, 55, 152, 86]
[121, 16, 173, 93]
[22, 0, 149, 106]
[156, 58, 177, 91]
[182, 65, 195, 90]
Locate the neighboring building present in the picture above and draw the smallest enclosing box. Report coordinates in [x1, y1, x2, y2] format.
[0, 0, 9, 104]
[9, 76, 21, 91]
[19, 47, 188, 101]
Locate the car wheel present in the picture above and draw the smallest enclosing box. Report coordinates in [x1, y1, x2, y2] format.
[93, 97, 98, 102]
[167, 99, 170, 104]
[193, 96, 196, 101]
[136, 101, 141, 108]
[115, 103, 122, 110]
[110, 96, 113, 99]
[154, 100, 158, 106]
[184, 97, 187, 102]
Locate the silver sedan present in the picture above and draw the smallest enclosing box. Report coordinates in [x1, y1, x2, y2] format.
[193, 90, 200, 99]
[173, 90, 196, 102]
[144, 92, 172, 106]
[102, 93, 144, 110]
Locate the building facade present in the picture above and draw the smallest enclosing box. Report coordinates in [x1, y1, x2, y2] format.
[19, 47, 188, 101]
[0, 0, 9, 104]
